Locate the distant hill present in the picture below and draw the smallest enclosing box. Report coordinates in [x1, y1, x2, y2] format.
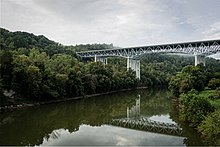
[0, 28, 114, 56]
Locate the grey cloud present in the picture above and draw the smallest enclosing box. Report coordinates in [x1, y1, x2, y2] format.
[32, 0, 126, 25]
[1, 0, 220, 47]
[202, 22, 220, 39]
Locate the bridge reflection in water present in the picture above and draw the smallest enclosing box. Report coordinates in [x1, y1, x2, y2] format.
[109, 95, 183, 136]
[45, 95, 184, 146]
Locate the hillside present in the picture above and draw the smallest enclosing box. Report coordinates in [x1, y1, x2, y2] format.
[0, 28, 114, 56]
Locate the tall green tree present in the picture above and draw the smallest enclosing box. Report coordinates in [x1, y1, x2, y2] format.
[169, 65, 206, 96]
[0, 51, 13, 90]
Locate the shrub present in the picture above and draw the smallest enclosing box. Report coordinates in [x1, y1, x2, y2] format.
[179, 90, 214, 127]
[198, 109, 220, 145]
[208, 78, 220, 90]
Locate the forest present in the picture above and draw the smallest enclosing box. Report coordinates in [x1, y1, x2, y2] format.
[2, 27, 214, 104]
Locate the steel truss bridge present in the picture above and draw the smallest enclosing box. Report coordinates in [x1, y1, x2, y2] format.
[76, 40, 220, 79]
[107, 97, 183, 136]
[109, 117, 183, 136]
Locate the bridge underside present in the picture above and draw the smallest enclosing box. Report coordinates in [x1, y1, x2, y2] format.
[77, 40, 220, 79]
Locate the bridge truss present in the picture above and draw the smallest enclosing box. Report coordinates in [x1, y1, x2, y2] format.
[109, 117, 183, 136]
[77, 40, 220, 58]
[76, 40, 220, 79]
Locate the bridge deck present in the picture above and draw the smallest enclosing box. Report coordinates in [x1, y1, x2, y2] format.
[76, 39, 220, 58]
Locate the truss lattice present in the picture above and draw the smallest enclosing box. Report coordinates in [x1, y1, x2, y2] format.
[109, 117, 183, 136]
[76, 40, 220, 58]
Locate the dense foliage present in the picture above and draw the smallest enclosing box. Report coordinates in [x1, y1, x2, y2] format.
[179, 90, 214, 127]
[198, 109, 220, 145]
[0, 49, 139, 102]
[108, 54, 195, 87]
[208, 78, 220, 90]
[1, 48, 195, 103]
[169, 62, 220, 145]
[169, 65, 206, 96]
[0, 27, 114, 56]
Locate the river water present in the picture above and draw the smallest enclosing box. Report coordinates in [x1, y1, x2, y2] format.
[0, 89, 204, 146]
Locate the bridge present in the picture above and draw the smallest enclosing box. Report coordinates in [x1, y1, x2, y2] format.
[48, 96, 183, 139]
[76, 40, 220, 79]
[107, 96, 183, 136]
[109, 117, 183, 136]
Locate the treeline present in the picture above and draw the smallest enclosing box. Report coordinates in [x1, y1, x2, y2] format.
[169, 65, 220, 145]
[0, 28, 114, 56]
[0, 48, 138, 103]
[140, 54, 195, 86]
[169, 64, 220, 97]
[108, 54, 196, 87]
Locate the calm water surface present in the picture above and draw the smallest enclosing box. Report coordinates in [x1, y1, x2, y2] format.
[0, 89, 204, 146]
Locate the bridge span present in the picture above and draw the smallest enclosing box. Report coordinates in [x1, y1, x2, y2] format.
[106, 96, 183, 136]
[76, 40, 220, 79]
[109, 117, 183, 137]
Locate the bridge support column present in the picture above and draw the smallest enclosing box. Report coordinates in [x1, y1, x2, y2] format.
[195, 55, 205, 66]
[127, 96, 140, 118]
[127, 57, 140, 79]
[94, 56, 108, 65]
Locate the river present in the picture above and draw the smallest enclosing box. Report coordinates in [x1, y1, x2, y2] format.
[0, 89, 204, 146]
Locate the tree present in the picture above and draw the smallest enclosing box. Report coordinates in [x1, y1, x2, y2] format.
[169, 65, 206, 96]
[0, 51, 13, 90]
[208, 78, 220, 90]
[26, 65, 42, 99]
[81, 74, 97, 94]
[179, 90, 214, 127]
[55, 73, 68, 97]
[67, 69, 84, 97]
[47, 54, 75, 74]
[198, 109, 220, 145]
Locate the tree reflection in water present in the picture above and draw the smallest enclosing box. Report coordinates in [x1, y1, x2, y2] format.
[0, 89, 204, 146]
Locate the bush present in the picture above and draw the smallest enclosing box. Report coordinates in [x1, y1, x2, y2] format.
[198, 109, 220, 145]
[208, 78, 220, 90]
[179, 90, 214, 127]
[169, 65, 206, 96]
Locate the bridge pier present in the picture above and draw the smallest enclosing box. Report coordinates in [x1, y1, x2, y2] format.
[95, 55, 108, 65]
[127, 57, 140, 79]
[127, 97, 141, 118]
[127, 97, 140, 118]
[195, 55, 205, 66]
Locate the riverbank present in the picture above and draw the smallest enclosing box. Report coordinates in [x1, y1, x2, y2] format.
[176, 89, 220, 145]
[0, 87, 148, 113]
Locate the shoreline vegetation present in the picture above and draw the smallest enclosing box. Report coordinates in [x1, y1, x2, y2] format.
[169, 65, 220, 145]
[0, 87, 148, 113]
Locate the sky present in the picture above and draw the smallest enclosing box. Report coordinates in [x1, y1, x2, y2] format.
[1, 0, 220, 48]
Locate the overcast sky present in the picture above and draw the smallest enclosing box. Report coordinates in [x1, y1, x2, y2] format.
[1, 0, 220, 47]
